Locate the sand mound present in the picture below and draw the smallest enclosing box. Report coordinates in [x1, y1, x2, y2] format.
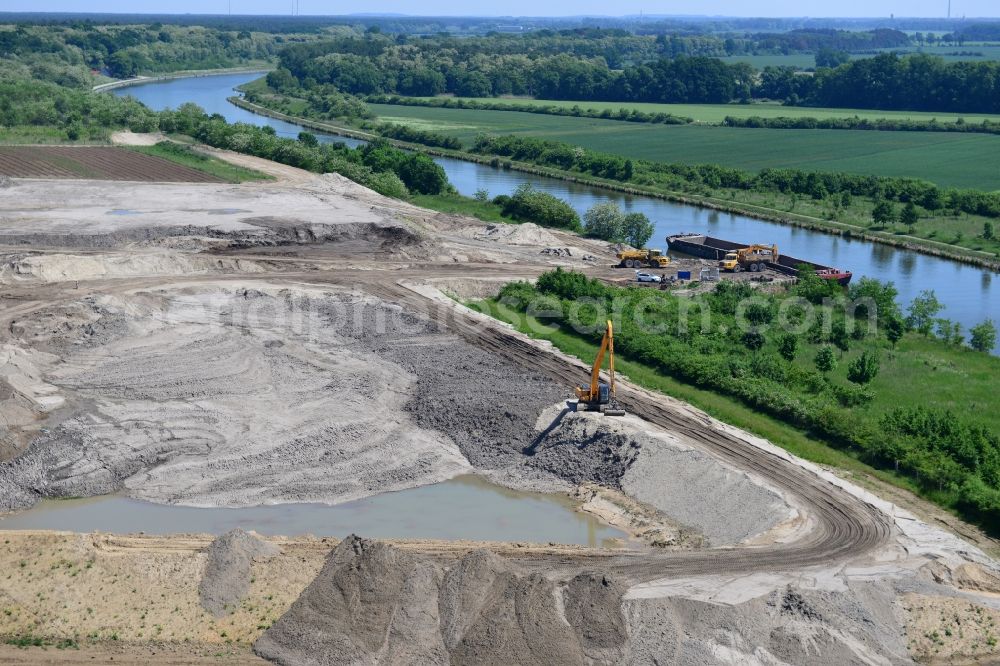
[625, 581, 909, 665]
[473, 222, 563, 247]
[255, 536, 627, 665]
[529, 410, 796, 546]
[255, 536, 446, 665]
[0, 251, 270, 283]
[199, 529, 280, 617]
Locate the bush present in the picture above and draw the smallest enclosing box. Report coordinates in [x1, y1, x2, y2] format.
[500, 184, 581, 231]
[583, 202, 625, 242]
[970, 319, 997, 352]
[397, 153, 448, 195]
[847, 350, 880, 384]
[778, 333, 799, 361]
[742, 330, 766, 351]
[815, 345, 837, 373]
[832, 382, 875, 407]
[365, 170, 409, 198]
[497, 281, 538, 311]
[623, 212, 655, 248]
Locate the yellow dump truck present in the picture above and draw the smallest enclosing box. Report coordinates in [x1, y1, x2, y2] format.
[719, 244, 778, 273]
[617, 249, 671, 269]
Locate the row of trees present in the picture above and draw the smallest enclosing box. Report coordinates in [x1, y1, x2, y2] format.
[186, 112, 449, 197]
[364, 94, 692, 126]
[803, 53, 1000, 113]
[496, 270, 1000, 527]
[275, 29, 914, 87]
[723, 114, 1000, 136]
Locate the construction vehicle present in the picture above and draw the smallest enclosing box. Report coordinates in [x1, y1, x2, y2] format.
[617, 248, 670, 269]
[719, 244, 778, 273]
[575, 320, 626, 416]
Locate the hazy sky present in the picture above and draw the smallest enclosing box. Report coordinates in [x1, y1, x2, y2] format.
[1, 0, 995, 18]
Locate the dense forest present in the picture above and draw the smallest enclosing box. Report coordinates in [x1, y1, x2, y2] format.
[275, 33, 1000, 113]
[276, 34, 758, 103]
[760, 53, 1000, 112]
[0, 23, 302, 82]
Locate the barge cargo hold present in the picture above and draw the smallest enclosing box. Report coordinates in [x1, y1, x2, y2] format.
[666, 234, 853, 285]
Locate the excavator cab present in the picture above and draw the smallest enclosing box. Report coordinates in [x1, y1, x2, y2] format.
[579, 382, 612, 405]
[574, 320, 626, 416]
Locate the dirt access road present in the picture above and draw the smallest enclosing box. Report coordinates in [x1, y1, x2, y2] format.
[1, 156, 998, 664]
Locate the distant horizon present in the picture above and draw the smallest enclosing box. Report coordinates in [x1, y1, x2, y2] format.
[1, 1, 998, 20]
[4, 11, 1000, 19]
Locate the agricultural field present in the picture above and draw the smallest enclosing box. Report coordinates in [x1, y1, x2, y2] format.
[717, 45, 1000, 69]
[0, 146, 227, 182]
[370, 104, 1000, 189]
[0, 145, 267, 183]
[718, 53, 819, 68]
[404, 96, 1000, 125]
[870, 44, 1000, 62]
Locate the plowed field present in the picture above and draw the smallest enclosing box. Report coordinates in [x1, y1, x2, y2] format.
[0, 146, 224, 182]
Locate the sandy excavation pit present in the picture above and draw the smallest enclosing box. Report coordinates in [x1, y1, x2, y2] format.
[0, 280, 800, 554]
[1, 164, 999, 664]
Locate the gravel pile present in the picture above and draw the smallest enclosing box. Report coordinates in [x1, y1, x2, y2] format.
[527, 410, 795, 546]
[199, 529, 279, 617]
[254, 535, 628, 665]
[624, 580, 910, 665]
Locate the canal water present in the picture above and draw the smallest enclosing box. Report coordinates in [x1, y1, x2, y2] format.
[116, 72, 999, 349]
[0, 475, 623, 546]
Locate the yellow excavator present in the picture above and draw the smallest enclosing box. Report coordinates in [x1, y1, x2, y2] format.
[574, 320, 626, 416]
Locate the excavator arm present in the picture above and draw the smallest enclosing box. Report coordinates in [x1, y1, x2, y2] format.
[574, 320, 624, 416]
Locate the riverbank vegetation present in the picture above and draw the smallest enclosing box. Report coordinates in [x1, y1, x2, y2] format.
[0, 77, 159, 143]
[478, 269, 1000, 532]
[469, 135, 1000, 260]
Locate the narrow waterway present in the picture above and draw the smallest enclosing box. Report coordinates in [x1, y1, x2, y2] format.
[0, 475, 623, 546]
[116, 72, 999, 347]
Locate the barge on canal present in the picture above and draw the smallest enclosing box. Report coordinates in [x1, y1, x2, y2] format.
[666, 233, 853, 285]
